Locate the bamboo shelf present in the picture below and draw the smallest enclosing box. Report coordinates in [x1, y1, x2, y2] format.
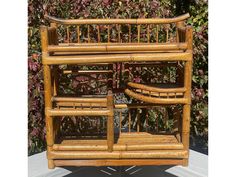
[40, 13, 193, 169]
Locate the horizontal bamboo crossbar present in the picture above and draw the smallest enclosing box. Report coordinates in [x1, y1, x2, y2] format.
[53, 159, 185, 166]
[48, 43, 187, 52]
[45, 13, 190, 25]
[53, 143, 184, 151]
[43, 52, 191, 64]
[49, 150, 188, 159]
[52, 97, 107, 103]
[47, 109, 111, 116]
[63, 70, 112, 74]
[124, 89, 188, 104]
[127, 82, 186, 93]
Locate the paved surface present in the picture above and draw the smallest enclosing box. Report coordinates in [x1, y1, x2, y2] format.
[28, 150, 208, 177]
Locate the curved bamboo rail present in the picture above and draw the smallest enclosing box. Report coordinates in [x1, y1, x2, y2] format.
[124, 88, 188, 104]
[45, 13, 190, 25]
[127, 82, 186, 93]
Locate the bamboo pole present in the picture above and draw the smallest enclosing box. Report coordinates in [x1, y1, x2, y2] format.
[47, 109, 110, 116]
[127, 82, 186, 93]
[129, 24, 131, 43]
[45, 13, 190, 25]
[147, 25, 150, 43]
[52, 97, 107, 103]
[156, 25, 159, 43]
[124, 89, 188, 104]
[77, 25, 80, 43]
[47, 43, 188, 52]
[137, 25, 140, 43]
[43, 52, 192, 65]
[48, 150, 188, 159]
[128, 110, 131, 132]
[107, 90, 114, 152]
[53, 143, 184, 151]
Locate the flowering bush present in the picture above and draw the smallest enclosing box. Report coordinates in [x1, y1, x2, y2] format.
[28, 0, 208, 155]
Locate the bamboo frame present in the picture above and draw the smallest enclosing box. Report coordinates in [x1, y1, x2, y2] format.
[40, 14, 193, 169]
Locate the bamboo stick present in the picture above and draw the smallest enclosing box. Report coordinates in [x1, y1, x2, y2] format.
[47, 43, 188, 52]
[66, 26, 70, 43]
[129, 24, 131, 43]
[47, 109, 110, 116]
[107, 25, 110, 43]
[53, 143, 184, 151]
[45, 13, 190, 25]
[119, 111, 122, 133]
[137, 25, 140, 43]
[48, 150, 188, 159]
[43, 52, 192, 65]
[147, 25, 150, 43]
[63, 70, 112, 74]
[77, 25, 80, 43]
[127, 82, 186, 93]
[97, 25, 100, 43]
[128, 110, 131, 132]
[87, 25, 90, 43]
[52, 97, 107, 103]
[117, 24, 121, 42]
[124, 89, 188, 104]
[107, 90, 114, 152]
[156, 25, 159, 43]
[137, 109, 140, 132]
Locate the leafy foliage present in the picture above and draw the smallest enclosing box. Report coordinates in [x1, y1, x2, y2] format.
[28, 0, 208, 155]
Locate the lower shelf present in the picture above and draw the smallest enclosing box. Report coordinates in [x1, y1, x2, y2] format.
[53, 132, 183, 151]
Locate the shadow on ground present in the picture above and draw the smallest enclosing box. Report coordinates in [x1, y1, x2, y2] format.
[61, 166, 177, 177]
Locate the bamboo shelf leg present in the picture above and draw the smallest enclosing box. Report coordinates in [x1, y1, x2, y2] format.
[107, 91, 114, 152]
[44, 65, 55, 168]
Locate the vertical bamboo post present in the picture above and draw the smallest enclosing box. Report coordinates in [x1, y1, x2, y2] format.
[147, 25, 150, 43]
[52, 66, 59, 96]
[128, 109, 131, 133]
[137, 109, 140, 132]
[108, 64, 113, 91]
[107, 90, 114, 152]
[119, 111, 122, 134]
[117, 24, 121, 43]
[156, 25, 159, 43]
[40, 26, 54, 169]
[128, 24, 131, 43]
[182, 26, 193, 166]
[145, 109, 149, 132]
[87, 25, 90, 43]
[77, 25, 80, 43]
[166, 26, 169, 42]
[66, 26, 70, 43]
[137, 25, 141, 43]
[176, 21, 184, 43]
[97, 25, 101, 43]
[107, 25, 110, 43]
